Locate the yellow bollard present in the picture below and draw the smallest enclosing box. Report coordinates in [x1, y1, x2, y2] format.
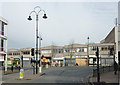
[46, 64, 48, 68]
[20, 69, 24, 79]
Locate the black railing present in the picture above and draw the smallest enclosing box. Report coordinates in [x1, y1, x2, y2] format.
[93, 66, 114, 77]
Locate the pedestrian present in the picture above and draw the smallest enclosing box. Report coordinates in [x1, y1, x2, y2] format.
[11, 65, 13, 72]
[76, 63, 78, 66]
[18, 65, 21, 72]
[114, 61, 118, 75]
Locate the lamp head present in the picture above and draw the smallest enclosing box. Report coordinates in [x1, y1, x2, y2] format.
[43, 14, 47, 19]
[28, 16, 32, 21]
[87, 37, 89, 39]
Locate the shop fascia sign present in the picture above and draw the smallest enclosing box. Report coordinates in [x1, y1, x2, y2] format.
[53, 57, 64, 60]
[65, 56, 75, 58]
[76, 56, 87, 58]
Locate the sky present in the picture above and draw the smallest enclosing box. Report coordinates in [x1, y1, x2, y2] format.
[0, 1, 118, 49]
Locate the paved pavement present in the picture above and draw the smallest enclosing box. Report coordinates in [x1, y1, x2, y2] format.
[2, 66, 94, 83]
[0, 67, 2, 85]
[89, 71, 120, 84]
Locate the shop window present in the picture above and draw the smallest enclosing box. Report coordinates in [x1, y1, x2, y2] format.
[61, 49, 63, 53]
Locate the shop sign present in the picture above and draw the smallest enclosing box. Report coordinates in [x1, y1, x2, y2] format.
[10, 57, 14, 61]
[65, 56, 74, 58]
[7, 61, 12, 64]
[89, 58, 93, 64]
[14, 58, 20, 60]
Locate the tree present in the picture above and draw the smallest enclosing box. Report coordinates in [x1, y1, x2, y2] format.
[51, 42, 56, 66]
[69, 40, 74, 66]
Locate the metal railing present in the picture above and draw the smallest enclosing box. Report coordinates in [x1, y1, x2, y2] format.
[93, 66, 114, 77]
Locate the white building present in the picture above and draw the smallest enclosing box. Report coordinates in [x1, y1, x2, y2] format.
[0, 17, 8, 70]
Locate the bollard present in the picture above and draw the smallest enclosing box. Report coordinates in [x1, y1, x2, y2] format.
[39, 67, 42, 73]
[20, 69, 24, 79]
[46, 64, 48, 68]
[33, 65, 35, 74]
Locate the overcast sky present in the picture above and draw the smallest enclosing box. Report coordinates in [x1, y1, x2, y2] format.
[0, 1, 118, 49]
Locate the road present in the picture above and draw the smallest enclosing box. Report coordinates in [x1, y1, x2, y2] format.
[2, 66, 94, 83]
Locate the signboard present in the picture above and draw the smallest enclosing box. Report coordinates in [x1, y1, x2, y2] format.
[10, 57, 14, 60]
[53, 57, 64, 60]
[14, 58, 20, 60]
[76, 56, 87, 58]
[7, 61, 12, 64]
[89, 58, 93, 64]
[65, 56, 75, 58]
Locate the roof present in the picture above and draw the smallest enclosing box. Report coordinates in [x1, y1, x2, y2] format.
[0, 16, 8, 25]
[42, 45, 63, 50]
[101, 27, 115, 43]
[64, 44, 87, 48]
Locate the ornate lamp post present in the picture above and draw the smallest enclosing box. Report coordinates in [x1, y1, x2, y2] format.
[28, 6, 47, 74]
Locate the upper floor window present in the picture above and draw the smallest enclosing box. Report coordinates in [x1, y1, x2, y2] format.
[1, 22, 4, 36]
[90, 46, 98, 51]
[2, 22, 4, 32]
[101, 47, 108, 51]
[77, 48, 84, 52]
[23, 51, 30, 55]
[65, 48, 70, 53]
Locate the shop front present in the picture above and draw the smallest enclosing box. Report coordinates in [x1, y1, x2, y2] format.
[52, 57, 64, 67]
[7, 57, 20, 68]
[64, 56, 76, 66]
[75, 56, 88, 66]
[41, 57, 51, 67]
[89, 55, 100, 66]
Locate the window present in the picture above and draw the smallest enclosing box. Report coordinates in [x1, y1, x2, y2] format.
[58, 49, 61, 53]
[1, 39, 4, 51]
[54, 49, 58, 53]
[65, 49, 70, 53]
[2, 22, 4, 32]
[61, 49, 63, 53]
[78, 48, 84, 52]
[90, 46, 98, 51]
[23, 51, 30, 55]
[1, 22, 4, 35]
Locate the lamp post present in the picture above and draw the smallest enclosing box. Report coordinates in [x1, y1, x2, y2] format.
[87, 37, 89, 66]
[39, 37, 42, 67]
[28, 6, 47, 74]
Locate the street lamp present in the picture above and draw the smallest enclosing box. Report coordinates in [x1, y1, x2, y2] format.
[87, 37, 89, 66]
[39, 37, 42, 67]
[28, 6, 47, 74]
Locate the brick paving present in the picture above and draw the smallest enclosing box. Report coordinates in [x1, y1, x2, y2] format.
[90, 71, 120, 83]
